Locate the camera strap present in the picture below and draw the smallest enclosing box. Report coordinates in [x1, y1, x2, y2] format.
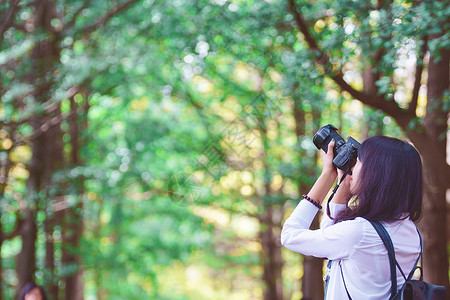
[326, 167, 351, 220]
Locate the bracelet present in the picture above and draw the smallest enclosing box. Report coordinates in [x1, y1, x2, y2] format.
[302, 194, 322, 209]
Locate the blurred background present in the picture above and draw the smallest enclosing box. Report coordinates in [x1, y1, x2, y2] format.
[0, 0, 448, 299]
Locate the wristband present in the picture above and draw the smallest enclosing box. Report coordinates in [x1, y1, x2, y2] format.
[302, 194, 322, 209]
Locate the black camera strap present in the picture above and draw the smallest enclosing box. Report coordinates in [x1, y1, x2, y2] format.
[326, 167, 351, 221]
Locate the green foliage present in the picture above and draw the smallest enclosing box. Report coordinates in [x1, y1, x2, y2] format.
[2, 0, 438, 298]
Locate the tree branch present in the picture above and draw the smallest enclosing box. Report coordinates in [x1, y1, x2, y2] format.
[287, 0, 412, 126]
[78, 0, 139, 35]
[408, 37, 428, 116]
[287, 0, 321, 52]
[65, 0, 92, 30]
[11, 22, 27, 33]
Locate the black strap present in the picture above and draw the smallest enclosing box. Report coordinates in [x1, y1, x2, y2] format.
[414, 229, 423, 281]
[336, 221, 422, 300]
[370, 221, 422, 299]
[405, 228, 423, 282]
[370, 221, 401, 298]
[326, 167, 352, 220]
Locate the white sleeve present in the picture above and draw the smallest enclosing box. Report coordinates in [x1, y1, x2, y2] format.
[281, 201, 364, 260]
[320, 203, 348, 229]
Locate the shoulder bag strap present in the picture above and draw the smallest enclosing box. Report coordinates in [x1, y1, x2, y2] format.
[370, 221, 407, 299]
[406, 228, 423, 281]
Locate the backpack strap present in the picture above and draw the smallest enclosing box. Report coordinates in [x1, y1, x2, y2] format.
[406, 228, 423, 281]
[369, 221, 406, 298]
[370, 221, 424, 299]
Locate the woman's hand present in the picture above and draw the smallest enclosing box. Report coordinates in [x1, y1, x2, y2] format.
[321, 141, 337, 179]
[303, 141, 338, 206]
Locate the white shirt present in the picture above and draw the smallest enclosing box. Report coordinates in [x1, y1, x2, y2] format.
[281, 200, 421, 300]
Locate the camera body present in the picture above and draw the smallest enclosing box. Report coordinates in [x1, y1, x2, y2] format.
[313, 124, 360, 171]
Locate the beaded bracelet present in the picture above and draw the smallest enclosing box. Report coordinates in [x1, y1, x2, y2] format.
[302, 194, 322, 209]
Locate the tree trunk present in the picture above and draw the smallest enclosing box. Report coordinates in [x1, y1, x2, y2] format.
[17, 1, 63, 298]
[45, 103, 65, 300]
[61, 208, 84, 300]
[261, 205, 284, 300]
[16, 209, 38, 296]
[61, 95, 86, 300]
[259, 111, 283, 300]
[293, 99, 324, 300]
[17, 117, 45, 296]
[301, 215, 324, 300]
[409, 47, 449, 289]
[44, 210, 58, 299]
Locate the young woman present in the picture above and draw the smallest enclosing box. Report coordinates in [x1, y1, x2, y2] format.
[19, 282, 47, 300]
[281, 136, 423, 299]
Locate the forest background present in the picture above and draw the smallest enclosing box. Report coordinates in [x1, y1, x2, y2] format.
[0, 0, 449, 299]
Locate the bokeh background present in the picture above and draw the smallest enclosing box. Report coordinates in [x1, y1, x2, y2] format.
[0, 0, 449, 299]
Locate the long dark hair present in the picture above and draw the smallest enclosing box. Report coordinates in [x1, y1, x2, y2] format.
[19, 282, 47, 300]
[335, 136, 423, 223]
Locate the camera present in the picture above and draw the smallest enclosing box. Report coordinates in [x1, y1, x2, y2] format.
[313, 124, 360, 171]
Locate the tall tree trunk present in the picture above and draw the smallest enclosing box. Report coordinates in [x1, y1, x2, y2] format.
[261, 205, 284, 300]
[293, 98, 324, 300]
[300, 216, 324, 300]
[45, 103, 65, 300]
[44, 209, 57, 299]
[17, 1, 63, 298]
[17, 117, 45, 296]
[259, 111, 283, 300]
[410, 46, 449, 289]
[16, 209, 38, 295]
[61, 95, 86, 300]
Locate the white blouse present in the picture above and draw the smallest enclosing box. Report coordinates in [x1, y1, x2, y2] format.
[281, 200, 421, 300]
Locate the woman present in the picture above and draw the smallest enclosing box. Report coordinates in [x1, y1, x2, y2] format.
[281, 136, 423, 299]
[19, 282, 47, 300]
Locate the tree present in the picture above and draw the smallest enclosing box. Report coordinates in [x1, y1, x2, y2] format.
[1, 0, 140, 298]
[4, 0, 436, 298]
[288, 0, 449, 288]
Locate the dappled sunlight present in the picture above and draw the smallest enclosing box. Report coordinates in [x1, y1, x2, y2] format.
[0, 0, 446, 298]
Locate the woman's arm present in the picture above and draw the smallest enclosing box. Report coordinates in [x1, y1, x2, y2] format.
[280, 141, 362, 259]
[281, 141, 336, 246]
[281, 212, 364, 259]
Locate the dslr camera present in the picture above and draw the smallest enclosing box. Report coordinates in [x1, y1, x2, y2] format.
[313, 124, 360, 171]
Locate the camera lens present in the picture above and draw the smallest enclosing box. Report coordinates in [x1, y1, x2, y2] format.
[313, 127, 331, 150]
[313, 124, 360, 170]
[313, 125, 339, 153]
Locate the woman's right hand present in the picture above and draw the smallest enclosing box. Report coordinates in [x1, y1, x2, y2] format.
[304, 141, 338, 205]
[321, 140, 337, 179]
